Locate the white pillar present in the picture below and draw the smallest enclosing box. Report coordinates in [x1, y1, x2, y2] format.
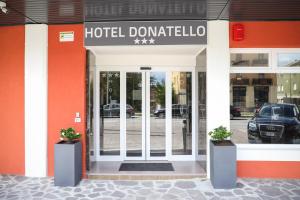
[206, 21, 230, 178]
[25, 24, 48, 177]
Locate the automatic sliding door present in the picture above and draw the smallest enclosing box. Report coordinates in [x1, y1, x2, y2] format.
[149, 72, 166, 157]
[126, 72, 143, 158]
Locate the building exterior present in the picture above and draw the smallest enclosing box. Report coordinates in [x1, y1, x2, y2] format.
[0, 0, 300, 179]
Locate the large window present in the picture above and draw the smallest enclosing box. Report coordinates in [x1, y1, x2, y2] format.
[230, 73, 300, 144]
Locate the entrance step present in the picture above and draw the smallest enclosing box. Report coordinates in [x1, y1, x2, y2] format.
[87, 174, 207, 180]
[88, 161, 207, 180]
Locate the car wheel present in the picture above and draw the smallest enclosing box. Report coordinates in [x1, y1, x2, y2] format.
[230, 114, 234, 120]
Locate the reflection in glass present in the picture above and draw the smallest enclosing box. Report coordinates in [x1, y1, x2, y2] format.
[231, 53, 269, 67]
[230, 73, 300, 144]
[172, 72, 192, 155]
[150, 72, 166, 157]
[278, 53, 300, 67]
[100, 72, 120, 155]
[88, 69, 94, 156]
[198, 72, 206, 156]
[126, 73, 142, 157]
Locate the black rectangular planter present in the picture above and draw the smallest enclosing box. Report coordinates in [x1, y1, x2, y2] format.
[210, 140, 236, 189]
[54, 141, 82, 186]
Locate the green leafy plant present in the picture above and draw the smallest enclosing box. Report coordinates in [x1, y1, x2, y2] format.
[208, 126, 232, 141]
[60, 127, 81, 143]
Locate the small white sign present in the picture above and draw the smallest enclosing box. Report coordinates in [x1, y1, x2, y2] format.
[59, 31, 74, 42]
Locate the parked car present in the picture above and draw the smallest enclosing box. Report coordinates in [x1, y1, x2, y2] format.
[153, 104, 190, 118]
[247, 103, 300, 144]
[230, 106, 241, 119]
[101, 103, 135, 118]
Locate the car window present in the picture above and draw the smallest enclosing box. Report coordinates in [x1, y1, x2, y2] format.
[259, 106, 271, 117]
[294, 107, 299, 116]
[283, 106, 296, 117]
[273, 106, 283, 116]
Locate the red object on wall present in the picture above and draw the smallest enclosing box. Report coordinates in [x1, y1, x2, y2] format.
[232, 23, 244, 41]
[230, 21, 300, 48]
[0, 26, 25, 175]
[237, 161, 300, 178]
[48, 24, 86, 177]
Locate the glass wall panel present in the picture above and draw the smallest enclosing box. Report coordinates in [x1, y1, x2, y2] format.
[231, 53, 269, 67]
[230, 73, 300, 144]
[99, 71, 120, 155]
[278, 53, 300, 67]
[126, 73, 143, 157]
[150, 72, 166, 157]
[198, 72, 206, 156]
[172, 72, 192, 155]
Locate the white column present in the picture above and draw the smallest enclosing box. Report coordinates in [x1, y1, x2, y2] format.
[206, 21, 230, 178]
[25, 24, 48, 177]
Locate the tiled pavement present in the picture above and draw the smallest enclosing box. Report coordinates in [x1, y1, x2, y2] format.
[0, 175, 300, 200]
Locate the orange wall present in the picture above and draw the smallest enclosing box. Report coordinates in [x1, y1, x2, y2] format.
[0, 26, 25, 175]
[230, 21, 300, 48]
[237, 161, 300, 179]
[48, 24, 86, 177]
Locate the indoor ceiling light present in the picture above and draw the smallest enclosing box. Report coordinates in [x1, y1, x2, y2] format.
[0, 1, 8, 14]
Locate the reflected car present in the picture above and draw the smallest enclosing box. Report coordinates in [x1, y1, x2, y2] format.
[230, 106, 241, 119]
[247, 103, 300, 144]
[101, 104, 135, 118]
[153, 104, 189, 118]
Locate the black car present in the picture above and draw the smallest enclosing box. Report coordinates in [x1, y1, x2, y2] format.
[101, 103, 135, 118]
[230, 105, 241, 119]
[247, 103, 300, 144]
[153, 104, 189, 118]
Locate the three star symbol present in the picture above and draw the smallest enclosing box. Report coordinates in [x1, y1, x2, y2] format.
[134, 38, 155, 45]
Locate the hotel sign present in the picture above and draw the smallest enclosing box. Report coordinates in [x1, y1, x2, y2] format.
[84, 21, 207, 46]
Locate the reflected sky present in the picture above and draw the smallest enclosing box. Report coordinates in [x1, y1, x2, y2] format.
[278, 53, 300, 67]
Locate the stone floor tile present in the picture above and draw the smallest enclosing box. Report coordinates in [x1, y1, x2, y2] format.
[0, 175, 299, 200]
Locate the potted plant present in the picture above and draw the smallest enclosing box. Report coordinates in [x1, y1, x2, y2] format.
[209, 126, 236, 189]
[54, 127, 82, 186]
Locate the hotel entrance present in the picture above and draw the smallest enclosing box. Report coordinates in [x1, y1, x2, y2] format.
[85, 45, 207, 177]
[94, 66, 194, 161]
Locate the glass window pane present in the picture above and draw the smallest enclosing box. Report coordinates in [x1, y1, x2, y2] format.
[172, 72, 192, 155]
[278, 53, 300, 67]
[126, 73, 142, 157]
[198, 72, 206, 156]
[150, 72, 166, 157]
[231, 53, 269, 67]
[230, 73, 300, 144]
[100, 71, 120, 155]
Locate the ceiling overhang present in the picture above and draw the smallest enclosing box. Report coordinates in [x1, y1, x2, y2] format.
[0, 0, 299, 26]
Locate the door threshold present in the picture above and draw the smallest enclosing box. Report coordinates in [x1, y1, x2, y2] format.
[87, 161, 207, 180]
[87, 174, 207, 180]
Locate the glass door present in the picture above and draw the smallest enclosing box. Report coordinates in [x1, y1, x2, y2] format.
[125, 71, 167, 160]
[95, 67, 195, 162]
[147, 72, 167, 159]
[125, 72, 145, 159]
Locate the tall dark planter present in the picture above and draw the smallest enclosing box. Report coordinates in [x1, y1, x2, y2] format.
[54, 141, 82, 186]
[210, 140, 236, 189]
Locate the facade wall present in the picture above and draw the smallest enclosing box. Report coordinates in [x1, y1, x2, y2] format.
[230, 21, 300, 178]
[230, 21, 300, 48]
[0, 26, 25, 175]
[48, 24, 86, 177]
